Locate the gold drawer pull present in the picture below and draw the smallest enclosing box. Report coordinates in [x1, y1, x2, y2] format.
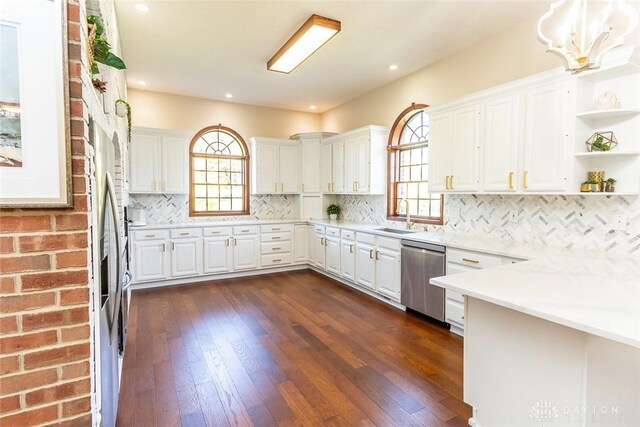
[272, 227, 281, 231]
[523, 171, 528, 189]
[272, 259, 282, 262]
[272, 247, 281, 251]
[508, 172, 514, 189]
[462, 258, 480, 264]
[180, 232, 190, 236]
[241, 229, 250, 232]
[350, 244, 354, 253]
[272, 236, 281, 240]
[145, 234, 156, 238]
[210, 231, 220, 234]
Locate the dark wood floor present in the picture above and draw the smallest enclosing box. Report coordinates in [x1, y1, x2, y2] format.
[116, 270, 470, 427]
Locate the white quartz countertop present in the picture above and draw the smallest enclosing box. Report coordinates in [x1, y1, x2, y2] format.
[431, 253, 640, 348]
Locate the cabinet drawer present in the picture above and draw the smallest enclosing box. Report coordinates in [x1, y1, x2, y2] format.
[261, 253, 292, 267]
[446, 289, 464, 304]
[261, 241, 292, 254]
[202, 227, 232, 237]
[132, 230, 169, 241]
[232, 225, 259, 235]
[313, 225, 325, 234]
[326, 227, 340, 237]
[260, 224, 292, 233]
[260, 232, 292, 242]
[356, 232, 375, 245]
[446, 299, 465, 326]
[341, 230, 355, 240]
[170, 228, 202, 238]
[446, 262, 476, 276]
[377, 236, 401, 251]
[447, 248, 502, 269]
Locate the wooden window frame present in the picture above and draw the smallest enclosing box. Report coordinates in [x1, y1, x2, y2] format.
[189, 124, 250, 217]
[387, 103, 444, 225]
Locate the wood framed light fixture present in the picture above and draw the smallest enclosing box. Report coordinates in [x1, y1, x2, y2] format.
[267, 14, 341, 74]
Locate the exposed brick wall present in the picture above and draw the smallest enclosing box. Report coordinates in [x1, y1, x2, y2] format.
[0, 1, 93, 425]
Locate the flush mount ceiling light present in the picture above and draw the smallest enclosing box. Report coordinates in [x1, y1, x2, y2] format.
[225, 93, 233, 99]
[537, 0, 639, 73]
[389, 64, 398, 70]
[134, 3, 149, 13]
[267, 14, 341, 74]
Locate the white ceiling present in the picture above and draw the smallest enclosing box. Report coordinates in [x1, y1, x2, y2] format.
[115, 0, 547, 112]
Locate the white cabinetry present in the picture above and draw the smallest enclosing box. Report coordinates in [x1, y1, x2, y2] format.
[290, 133, 336, 194]
[133, 238, 168, 282]
[354, 233, 401, 300]
[293, 224, 308, 263]
[340, 230, 356, 281]
[250, 138, 300, 194]
[522, 81, 569, 192]
[170, 237, 202, 277]
[203, 233, 232, 274]
[323, 126, 388, 194]
[428, 105, 480, 192]
[130, 128, 190, 194]
[260, 224, 292, 267]
[313, 226, 326, 269]
[325, 228, 341, 275]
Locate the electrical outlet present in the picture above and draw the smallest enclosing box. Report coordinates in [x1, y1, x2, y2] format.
[509, 210, 519, 223]
[613, 214, 627, 231]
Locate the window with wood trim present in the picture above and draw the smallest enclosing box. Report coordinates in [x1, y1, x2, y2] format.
[189, 125, 250, 216]
[387, 103, 443, 225]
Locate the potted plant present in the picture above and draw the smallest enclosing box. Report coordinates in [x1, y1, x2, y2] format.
[115, 99, 132, 143]
[580, 181, 591, 192]
[327, 204, 341, 221]
[591, 136, 610, 152]
[605, 178, 617, 192]
[87, 15, 126, 92]
[586, 179, 599, 192]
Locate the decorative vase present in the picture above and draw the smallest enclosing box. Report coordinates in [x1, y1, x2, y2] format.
[115, 101, 128, 117]
[605, 183, 615, 193]
[590, 184, 599, 192]
[588, 171, 605, 192]
[580, 183, 590, 192]
[329, 214, 337, 220]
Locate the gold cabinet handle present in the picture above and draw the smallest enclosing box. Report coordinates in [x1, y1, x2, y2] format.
[462, 258, 480, 264]
[508, 172, 514, 190]
[523, 171, 528, 189]
[375, 250, 380, 261]
[145, 234, 156, 238]
[272, 236, 281, 240]
[241, 229, 250, 232]
[274, 182, 278, 192]
[272, 227, 281, 231]
[225, 238, 229, 247]
[450, 175, 454, 190]
[272, 247, 281, 251]
[302, 183, 305, 192]
[321, 237, 325, 245]
[328, 182, 331, 192]
[369, 249, 374, 259]
[171, 242, 175, 250]
[210, 230, 221, 234]
[352, 181, 356, 192]
[356, 181, 359, 191]
[272, 259, 282, 263]
[445, 176, 450, 190]
[350, 244, 354, 253]
[280, 183, 284, 192]
[179, 232, 189, 236]
[161, 243, 166, 252]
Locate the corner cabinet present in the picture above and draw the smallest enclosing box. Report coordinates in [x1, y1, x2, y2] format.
[322, 126, 389, 195]
[249, 138, 300, 194]
[130, 127, 190, 194]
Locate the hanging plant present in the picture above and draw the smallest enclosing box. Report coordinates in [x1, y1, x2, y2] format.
[115, 99, 132, 143]
[87, 15, 126, 90]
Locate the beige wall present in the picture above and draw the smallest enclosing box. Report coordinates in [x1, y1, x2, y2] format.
[128, 89, 322, 139]
[320, 16, 562, 132]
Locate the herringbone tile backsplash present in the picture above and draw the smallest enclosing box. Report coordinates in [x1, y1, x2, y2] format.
[338, 194, 640, 254]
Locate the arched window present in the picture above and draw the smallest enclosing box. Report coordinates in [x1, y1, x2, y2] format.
[387, 103, 443, 225]
[189, 125, 250, 216]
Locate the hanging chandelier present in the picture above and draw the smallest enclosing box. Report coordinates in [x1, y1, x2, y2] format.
[537, 0, 639, 73]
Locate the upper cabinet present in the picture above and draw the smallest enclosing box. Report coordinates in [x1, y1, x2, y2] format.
[130, 127, 190, 194]
[249, 138, 300, 194]
[292, 133, 335, 193]
[323, 125, 389, 195]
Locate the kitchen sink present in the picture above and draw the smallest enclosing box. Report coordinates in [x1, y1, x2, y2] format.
[375, 228, 417, 235]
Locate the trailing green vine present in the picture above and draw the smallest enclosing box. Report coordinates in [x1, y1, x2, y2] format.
[115, 99, 132, 143]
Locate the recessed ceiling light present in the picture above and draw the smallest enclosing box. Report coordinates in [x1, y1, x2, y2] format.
[309, 105, 317, 110]
[225, 93, 233, 99]
[389, 64, 398, 71]
[137, 80, 147, 86]
[135, 4, 150, 12]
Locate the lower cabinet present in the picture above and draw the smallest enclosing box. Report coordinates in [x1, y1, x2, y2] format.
[170, 237, 203, 277]
[203, 236, 232, 274]
[133, 238, 169, 282]
[375, 245, 401, 300]
[293, 224, 308, 263]
[234, 235, 260, 270]
[355, 241, 376, 290]
[340, 239, 356, 281]
[355, 233, 401, 301]
[314, 227, 326, 269]
[325, 236, 341, 275]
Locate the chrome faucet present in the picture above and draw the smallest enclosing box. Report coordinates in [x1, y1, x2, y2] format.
[399, 198, 414, 229]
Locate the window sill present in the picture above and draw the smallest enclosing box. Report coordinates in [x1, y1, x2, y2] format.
[387, 216, 443, 226]
[190, 211, 251, 217]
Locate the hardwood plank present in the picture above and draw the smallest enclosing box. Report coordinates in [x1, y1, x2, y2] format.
[118, 270, 471, 427]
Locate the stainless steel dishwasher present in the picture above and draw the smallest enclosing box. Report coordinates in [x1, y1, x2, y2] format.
[401, 240, 446, 322]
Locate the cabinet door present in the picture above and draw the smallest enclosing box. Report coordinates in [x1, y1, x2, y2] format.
[332, 140, 345, 193]
[133, 239, 168, 282]
[300, 139, 321, 193]
[428, 112, 452, 192]
[170, 237, 203, 277]
[355, 243, 376, 290]
[279, 145, 300, 193]
[325, 236, 341, 275]
[308, 226, 316, 263]
[450, 104, 480, 192]
[233, 235, 259, 270]
[344, 139, 358, 193]
[293, 224, 308, 263]
[315, 235, 326, 269]
[130, 133, 159, 193]
[203, 236, 232, 274]
[340, 240, 356, 281]
[375, 248, 401, 301]
[161, 136, 188, 193]
[321, 143, 333, 193]
[483, 94, 521, 192]
[523, 82, 568, 192]
[255, 143, 279, 194]
[355, 135, 370, 193]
